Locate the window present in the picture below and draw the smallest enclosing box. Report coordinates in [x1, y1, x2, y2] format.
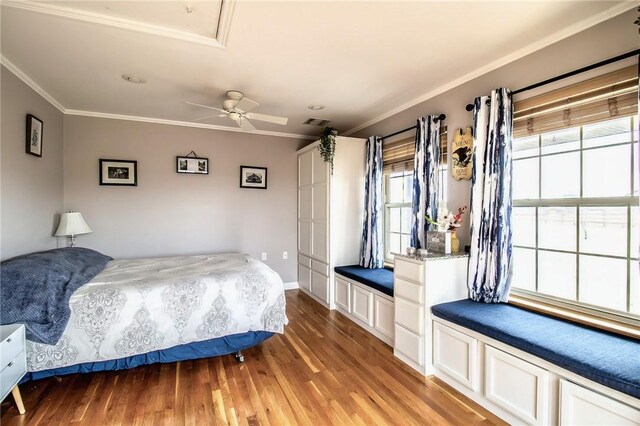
[384, 171, 413, 261]
[511, 115, 640, 319]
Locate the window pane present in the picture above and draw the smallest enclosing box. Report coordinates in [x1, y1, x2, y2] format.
[538, 251, 576, 301]
[634, 115, 639, 142]
[513, 135, 539, 159]
[583, 145, 631, 198]
[579, 206, 627, 257]
[513, 158, 539, 200]
[513, 207, 536, 247]
[630, 261, 639, 315]
[389, 176, 403, 203]
[634, 143, 638, 196]
[390, 233, 400, 255]
[583, 117, 632, 148]
[579, 255, 627, 312]
[389, 208, 400, 233]
[512, 248, 536, 291]
[401, 234, 411, 254]
[403, 174, 414, 203]
[541, 128, 580, 154]
[538, 207, 576, 251]
[541, 152, 579, 199]
[632, 206, 638, 259]
[401, 207, 412, 234]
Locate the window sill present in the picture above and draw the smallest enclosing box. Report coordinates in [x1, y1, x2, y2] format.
[509, 295, 640, 340]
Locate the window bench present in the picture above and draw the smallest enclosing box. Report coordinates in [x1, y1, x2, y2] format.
[431, 299, 640, 425]
[334, 266, 395, 345]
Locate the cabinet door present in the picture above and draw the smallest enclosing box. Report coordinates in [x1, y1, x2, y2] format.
[311, 270, 328, 303]
[298, 150, 313, 187]
[559, 380, 640, 426]
[312, 222, 328, 262]
[298, 187, 312, 221]
[433, 322, 479, 391]
[374, 295, 394, 340]
[312, 149, 327, 184]
[298, 264, 311, 292]
[351, 285, 373, 326]
[485, 345, 550, 426]
[298, 221, 311, 256]
[334, 277, 351, 312]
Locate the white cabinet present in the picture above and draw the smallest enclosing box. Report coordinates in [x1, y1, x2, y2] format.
[559, 380, 640, 426]
[0, 324, 26, 414]
[433, 322, 479, 391]
[297, 137, 365, 308]
[393, 254, 469, 375]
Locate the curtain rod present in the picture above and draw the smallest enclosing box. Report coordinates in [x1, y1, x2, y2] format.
[381, 113, 446, 140]
[464, 49, 640, 112]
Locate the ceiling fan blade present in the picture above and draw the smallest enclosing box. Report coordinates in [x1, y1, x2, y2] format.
[184, 101, 227, 114]
[234, 97, 259, 113]
[245, 112, 288, 125]
[193, 113, 228, 122]
[237, 117, 256, 131]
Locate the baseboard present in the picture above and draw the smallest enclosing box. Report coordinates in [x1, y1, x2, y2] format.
[283, 281, 299, 290]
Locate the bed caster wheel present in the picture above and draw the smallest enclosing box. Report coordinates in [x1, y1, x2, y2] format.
[235, 351, 245, 363]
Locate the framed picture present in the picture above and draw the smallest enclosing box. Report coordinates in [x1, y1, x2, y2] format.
[26, 114, 43, 157]
[100, 159, 137, 186]
[240, 166, 267, 189]
[176, 156, 209, 174]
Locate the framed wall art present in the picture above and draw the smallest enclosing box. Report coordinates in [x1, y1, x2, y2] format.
[26, 114, 43, 157]
[240, 166, 267, 189]
[177, 152, 208, 175]
[100, 159, 138, 186]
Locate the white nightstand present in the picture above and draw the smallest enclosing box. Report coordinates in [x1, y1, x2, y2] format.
[0, 324, 27, 414]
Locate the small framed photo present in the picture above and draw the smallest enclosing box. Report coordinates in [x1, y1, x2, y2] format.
[100, 159, 137, 186]
[177, 156, 209, 174]
[240, 166, 267, 189]
[26, 114, 43, 157]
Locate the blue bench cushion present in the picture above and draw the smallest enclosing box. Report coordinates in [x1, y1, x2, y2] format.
[431, 299, 640, 399]
[334, 265, 394, 297]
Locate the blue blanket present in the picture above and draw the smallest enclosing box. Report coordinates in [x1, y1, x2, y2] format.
[1, 247, 112, 344]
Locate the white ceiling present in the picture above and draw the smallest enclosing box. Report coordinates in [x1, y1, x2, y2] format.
[0, 0, 635, 139]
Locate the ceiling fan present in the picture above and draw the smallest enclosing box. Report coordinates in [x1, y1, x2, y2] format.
[185, 90, 288, 131]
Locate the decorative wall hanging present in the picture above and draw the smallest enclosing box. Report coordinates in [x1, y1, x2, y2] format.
[240, 166, 267, 189]
[100, 159, 138, 186]
[177, 151, 209, 175]
[26, 114, 43, 157]
[451, 127, 473, 180]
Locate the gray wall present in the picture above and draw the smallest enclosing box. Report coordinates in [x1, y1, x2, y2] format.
[63, 116, 303, 282]
[352, 9, 639, 248]
[1, 66, 64, 260]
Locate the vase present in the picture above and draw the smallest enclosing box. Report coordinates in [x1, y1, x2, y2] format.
[451, 230, 460, 253]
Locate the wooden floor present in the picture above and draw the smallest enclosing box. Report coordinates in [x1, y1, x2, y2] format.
[1, 290, 505, 425]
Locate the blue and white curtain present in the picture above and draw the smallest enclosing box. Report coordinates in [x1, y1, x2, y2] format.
[410, 116, 440, 249]
[467, 88, 513, 303]
[360, 136, 384, 268]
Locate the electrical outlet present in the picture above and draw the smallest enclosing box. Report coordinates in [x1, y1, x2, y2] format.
[283, 251, 288, 259]
[261, 252, 267, 261]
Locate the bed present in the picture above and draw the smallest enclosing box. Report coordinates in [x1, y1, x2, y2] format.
[0, 248, 288, 381]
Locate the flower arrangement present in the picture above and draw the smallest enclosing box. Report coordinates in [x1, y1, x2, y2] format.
[427, 205, 468, 231]
[317, 126, 338, 174]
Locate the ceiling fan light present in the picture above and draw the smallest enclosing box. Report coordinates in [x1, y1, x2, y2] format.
[228, 112, 241, 120]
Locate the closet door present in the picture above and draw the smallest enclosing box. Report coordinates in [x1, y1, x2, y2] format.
[311, 149, 328, 262]
[298, 151, 313, 257]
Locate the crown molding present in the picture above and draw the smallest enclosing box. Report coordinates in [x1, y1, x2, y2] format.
[64, 110, 316, 140]
[343, 1, 640, 136]
[0, 55, 66, 113]
[1, 0, 236, 49]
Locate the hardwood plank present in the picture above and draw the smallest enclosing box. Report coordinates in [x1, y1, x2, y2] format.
[1, 290, 506, 425]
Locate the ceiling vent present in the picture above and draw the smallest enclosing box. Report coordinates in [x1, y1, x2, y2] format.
[303, 118, 330, 126]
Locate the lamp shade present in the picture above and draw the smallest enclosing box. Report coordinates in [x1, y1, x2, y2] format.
[55, 212, 92, 237]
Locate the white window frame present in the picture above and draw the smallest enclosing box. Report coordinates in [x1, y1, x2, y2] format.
[511, 115, 640, 325]
[383, 171, 412, 263]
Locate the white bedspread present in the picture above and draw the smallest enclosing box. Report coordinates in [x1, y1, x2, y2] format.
[26, 253, 288, 372]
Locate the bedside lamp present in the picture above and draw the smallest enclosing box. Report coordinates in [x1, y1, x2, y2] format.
[55, 211, 92, 247]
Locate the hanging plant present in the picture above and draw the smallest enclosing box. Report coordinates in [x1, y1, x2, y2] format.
[318, 126, 338, 174]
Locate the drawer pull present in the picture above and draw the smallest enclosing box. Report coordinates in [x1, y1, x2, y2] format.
[6, 338, 11, 343]
[7, 361, 13, 368]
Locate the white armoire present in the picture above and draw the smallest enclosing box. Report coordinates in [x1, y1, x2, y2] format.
[297, 137, 366, 308]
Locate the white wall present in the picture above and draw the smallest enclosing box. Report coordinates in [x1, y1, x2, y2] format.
[63, 115, 303, 282]
[352, 9, 639, 249]
[1, 65, 64, 260]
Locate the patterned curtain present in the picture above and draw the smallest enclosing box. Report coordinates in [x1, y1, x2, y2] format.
[360, 136, 384, 269]
[467, 88, 514, 303]
[411, 116, 440, 249]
